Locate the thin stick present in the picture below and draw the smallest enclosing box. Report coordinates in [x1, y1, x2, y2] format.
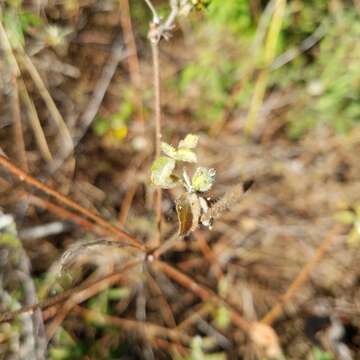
[0, 177, 112, 239]
[150, 31, 162, 247]
[0, 259, 141, 323]
[261, 225, 344, 325]
[0, 154, 144, 250]
[19, 79, 53, 163]
[17, 52, 73, 159]
[74, 306, 191, 344]
[10, 73, 28, 172]
[118, 181, 139, 226]
[153, 260, 251, 333]
[146, 271, 177, 328]
[0, 18, 28, 171]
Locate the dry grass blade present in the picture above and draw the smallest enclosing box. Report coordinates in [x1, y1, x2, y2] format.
[19, 79, 53, 163]
[17, 52, 74, 160]
[245, 0, 287, 135]
[10, 72, 28, 171]
[0, 18, 28, 171]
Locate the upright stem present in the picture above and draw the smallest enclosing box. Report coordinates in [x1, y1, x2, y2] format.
[151, 37, 162, 247]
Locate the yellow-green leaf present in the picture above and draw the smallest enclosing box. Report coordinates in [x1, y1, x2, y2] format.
[161, 142, 178, 158]
[192, 167, 216, 192]
[178, 134, 199, 149]
[151, 156, 176, 189]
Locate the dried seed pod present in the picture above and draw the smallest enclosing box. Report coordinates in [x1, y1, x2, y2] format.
[200, 180, 254, 226]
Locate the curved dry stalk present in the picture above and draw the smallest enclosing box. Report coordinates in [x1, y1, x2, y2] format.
[17, 52, 73, 160]
[0, 154, 144, 250]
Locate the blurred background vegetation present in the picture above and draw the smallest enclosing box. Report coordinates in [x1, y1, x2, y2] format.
[0, 0, 360, 359]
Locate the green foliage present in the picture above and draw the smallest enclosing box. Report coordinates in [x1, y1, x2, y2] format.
[176, 2, 359, 137]
[93, 95, 134, 143]
[335, 205, 360, 246]
[2, 3, 42, 49]
[150, 134, 216, 193]
[176, 336, 226, 360]
[161, 136, 198, 162]
[214, 305, 231, 330]
[285, 12, 360, 138]
[151, 156, 177, 188]
[311, 347, 335, 360]
[192, 167, 216, 192]
[49, 328, 85, 360]
[206, 0, 255, 35]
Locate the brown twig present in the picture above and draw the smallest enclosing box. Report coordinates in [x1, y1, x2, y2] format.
[153, 260, 251, 333]
[146, 271, 177, 328]
[176, 303, 212, 332]
[0, 154, 144, 250]
[74, 306, 191, 345]
[46, 264, 132, 340]
[0, 259, 141, 323]
[150, 36, 162, 247]
[195, 232, 224, 280]
[261, 225, 345, 325]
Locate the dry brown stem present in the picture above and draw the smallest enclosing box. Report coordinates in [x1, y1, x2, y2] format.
[0, 154, 144, 249]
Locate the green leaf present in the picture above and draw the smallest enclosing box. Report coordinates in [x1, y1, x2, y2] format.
[334, 210, 355, 224]
[174, 147, 197, 163]
[192, 167, 216, 192]
[3, 11, 25, 49]
[214, 305, 231, 329]
[312, 347, 335, 360]
[151, 156, 176, 188]
[161, 136, 198, 163]
[178, 134, 199, 149]
[161, 142, 178, 159]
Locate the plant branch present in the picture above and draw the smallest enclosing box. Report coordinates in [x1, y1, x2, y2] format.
[151, 39, 163, 247]
[0, 154, 144, 250]
[153, 260, 251, 333]
[0, 259, 141, 323]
